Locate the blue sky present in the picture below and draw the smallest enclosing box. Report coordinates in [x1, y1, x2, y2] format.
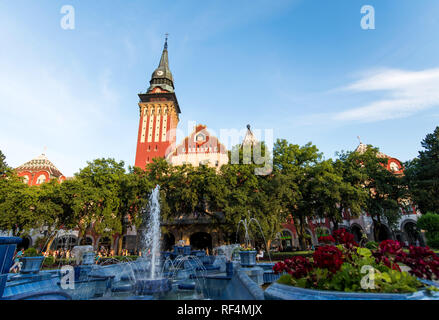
[1, 0, 438, 176]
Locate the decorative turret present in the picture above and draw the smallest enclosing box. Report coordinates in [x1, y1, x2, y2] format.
[147, 34, 174, 93]
[242, 124, 258, 147]
[15, 153, 66, 185]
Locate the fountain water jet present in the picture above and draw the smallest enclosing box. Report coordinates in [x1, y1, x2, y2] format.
[136, 185, 171, 295]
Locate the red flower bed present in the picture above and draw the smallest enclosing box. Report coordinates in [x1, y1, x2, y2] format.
[318, 235, 335, 244]
[273, 256, 313, 278]
[396, 246, 439, 280]
[332, 228, 358, 248]
[379, 240, 403, 255]
[313, 245, 344, 273]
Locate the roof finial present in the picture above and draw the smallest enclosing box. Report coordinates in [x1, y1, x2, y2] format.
[164, 33, 169, 50]
[357, 136, 362, 144]
[43, 146, 47, 156]
[247, 124, 251, 130]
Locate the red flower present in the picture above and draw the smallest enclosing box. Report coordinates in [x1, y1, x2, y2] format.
[379, 240, 403, 255]
[332, 228, 358, 248]
[318, 235, 335, 244]
[273, 256, 313, 278]
[396, 245, 439, 280]
[313, 245, 344, 273]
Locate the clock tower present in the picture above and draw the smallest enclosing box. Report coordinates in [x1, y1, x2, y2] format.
[135, 36, 181, 169]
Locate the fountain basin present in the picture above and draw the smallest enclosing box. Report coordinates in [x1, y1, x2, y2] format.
[135, 278, 171, 295]
[20, 256, 45, 274]
[239, 251, 257, 267]
[264, 281, 439, 300]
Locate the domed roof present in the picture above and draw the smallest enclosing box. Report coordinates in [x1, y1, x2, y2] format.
[16, 153, 64, 178]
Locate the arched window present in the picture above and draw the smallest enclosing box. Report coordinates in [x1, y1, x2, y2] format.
[36, 174, 46, 184]
[22, 175, 29, 184]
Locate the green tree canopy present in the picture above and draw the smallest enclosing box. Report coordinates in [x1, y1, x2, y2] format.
[405, 126, 439, 214]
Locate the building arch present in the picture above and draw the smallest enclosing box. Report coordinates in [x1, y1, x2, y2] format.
[401, 219, 422, 246]
[350, 223, 365, 243]
[279, 229, 294, 251]
[374, 223, 392, 242]
[53, 235, 77, 250]
[97, 236, 112, 252]
[79, 236, 94, 246]
[20, 236, 32, 250]
[305, 228, 317, 247]
[162, 232, 175, 251]
[190, 232, 212, 252]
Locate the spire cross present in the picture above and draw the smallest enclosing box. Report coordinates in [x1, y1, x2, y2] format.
[164, 33, 169, 49]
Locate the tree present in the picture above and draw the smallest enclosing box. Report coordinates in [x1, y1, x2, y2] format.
[0, 172, 40, 236]
[332, 150, 369, 229]
[356, 145, 407, 240]
[0, 150, 10, 176]
[74, 158, 126, 240]
[272, 139, 322, 250]
[116, 166, 154, 254]
[405, 126, 439, 214]
[218, 142, 282, 248]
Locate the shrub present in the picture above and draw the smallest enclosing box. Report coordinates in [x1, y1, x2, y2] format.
[43, 256, 55, 266]
[23, 247, 41, 257]
[270, 251, 314, 261]
[418, 213, 439, 249]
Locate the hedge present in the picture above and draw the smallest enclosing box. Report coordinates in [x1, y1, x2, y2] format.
[261, 251, 314, 261]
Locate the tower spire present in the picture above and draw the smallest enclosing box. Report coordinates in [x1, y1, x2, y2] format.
[148, 33, 174, 93]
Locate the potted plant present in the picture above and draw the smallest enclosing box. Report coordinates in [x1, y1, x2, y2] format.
[266, 230, 439, 300]
[239, 244, 257, 267]
[20, 248, 45, 274]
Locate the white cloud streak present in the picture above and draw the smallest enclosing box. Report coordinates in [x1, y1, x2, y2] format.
[333, 68, 439, 122]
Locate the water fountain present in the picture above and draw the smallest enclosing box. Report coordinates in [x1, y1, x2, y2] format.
[235, 216, 269, 285]
[135, 185, 171, 295]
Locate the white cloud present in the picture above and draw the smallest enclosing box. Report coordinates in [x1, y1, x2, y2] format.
[333, 68, 439, 122]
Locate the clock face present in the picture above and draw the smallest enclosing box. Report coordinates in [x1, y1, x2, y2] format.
[389, 161, 399, 172]
[157, 70, 164, 76]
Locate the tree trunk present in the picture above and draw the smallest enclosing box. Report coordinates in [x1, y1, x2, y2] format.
[295, 216, 306, 251]
[117, 221, 127, 256]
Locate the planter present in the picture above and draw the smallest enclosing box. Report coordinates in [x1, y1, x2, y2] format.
[173, 245, 192, 256]
[264, 282, 439, 300]
[0, 274, 7, 298]
[239, 251, 257, 267]
[0, 237, 22, 274]
[82, 252, 95, 265]
[191, 250, 206, 258]
[226, 261, 234, 276]
[19, 256, 45, 274]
